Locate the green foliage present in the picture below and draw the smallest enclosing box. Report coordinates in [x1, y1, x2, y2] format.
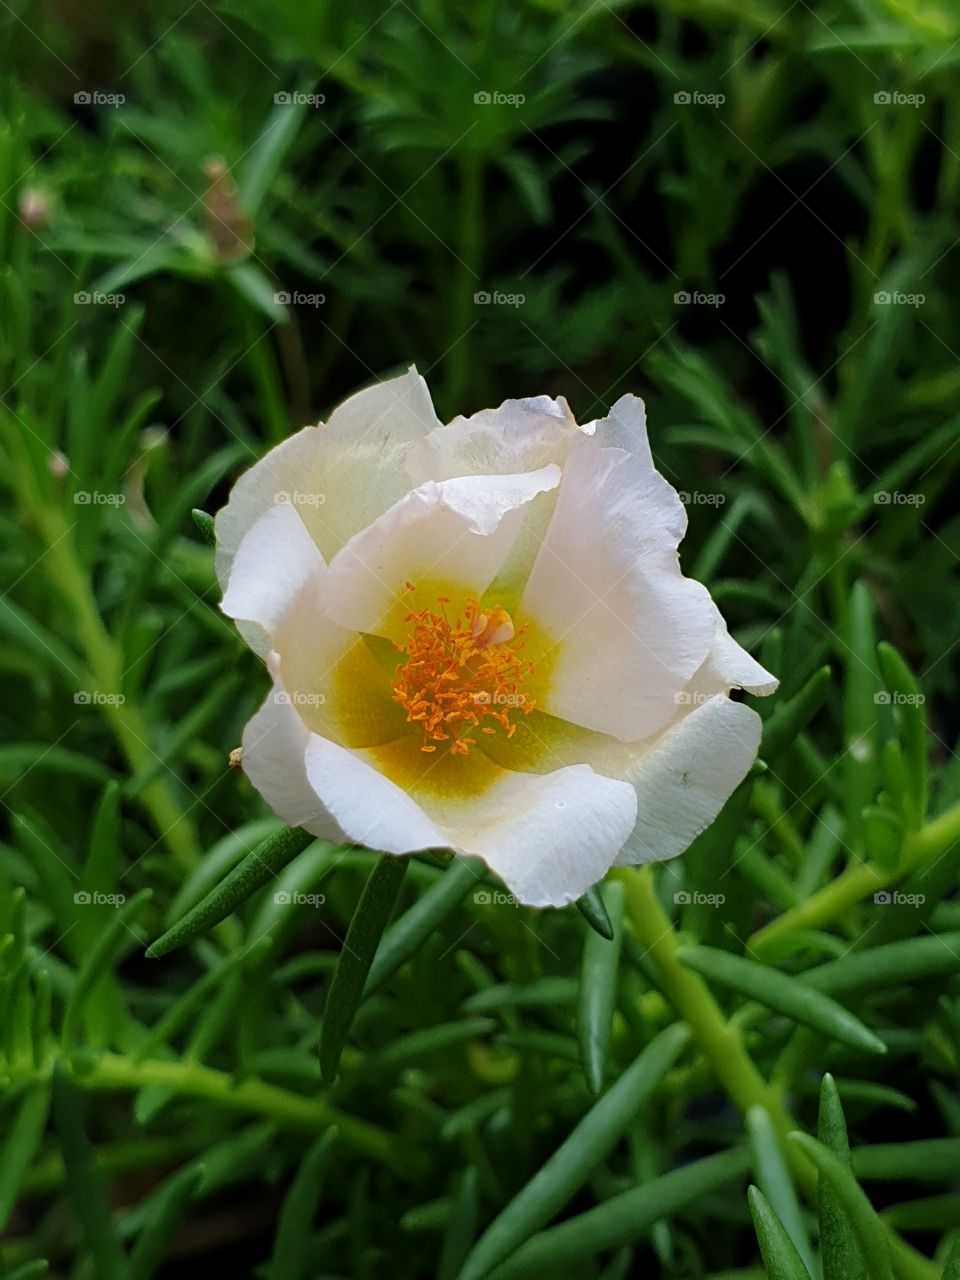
[1, 0, 959, 1276]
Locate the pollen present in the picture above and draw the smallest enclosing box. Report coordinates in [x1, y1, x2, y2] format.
[392, 589, 536, 756]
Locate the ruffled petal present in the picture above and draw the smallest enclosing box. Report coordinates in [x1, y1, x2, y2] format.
[221, 502, 325, 657]
[215, 366, 440, 580]
[325, 467, 560, 638]
[521, 446, 715, 741]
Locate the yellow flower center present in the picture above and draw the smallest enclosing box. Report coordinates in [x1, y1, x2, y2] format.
[392, 586, 536, 756]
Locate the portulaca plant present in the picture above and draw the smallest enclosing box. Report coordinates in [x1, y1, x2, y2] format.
[215, 368, 777, 907]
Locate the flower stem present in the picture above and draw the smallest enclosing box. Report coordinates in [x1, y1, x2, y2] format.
[619, 864, 939, 1280]
[749, 796, 960, 955]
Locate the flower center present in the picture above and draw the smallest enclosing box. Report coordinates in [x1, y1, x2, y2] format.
[392, 586, 536, 756]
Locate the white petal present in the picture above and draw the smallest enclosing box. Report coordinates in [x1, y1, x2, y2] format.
[521, 447, 715, 741]
[612, 694, 762, 864]
[449, 764, 637, 908]
[695, 609, 779, 696]
[305, 733, 636, 908]
[407, 395, 583, 482]
[588, 393, 654, 469]
[221, 502, 325, 657]
[241, 681, 347, 842]
[215, 366, 440, 580]
[303, 736, 446, 854]
[325, 466, 560, 636]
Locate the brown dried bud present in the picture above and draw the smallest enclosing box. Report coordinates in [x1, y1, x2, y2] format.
[203, 156, 254, 264]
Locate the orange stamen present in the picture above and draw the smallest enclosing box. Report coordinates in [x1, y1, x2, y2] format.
[392, 591, 535, 756]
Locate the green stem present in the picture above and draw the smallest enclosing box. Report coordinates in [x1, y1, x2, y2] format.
[749, 797, 960, 955]
[619, 865, 939, 1280]
[19, 1053, 404, 1173]
[35, 500, 201, 869]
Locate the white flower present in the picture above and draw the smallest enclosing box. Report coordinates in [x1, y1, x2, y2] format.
[216, 368, 777, 908]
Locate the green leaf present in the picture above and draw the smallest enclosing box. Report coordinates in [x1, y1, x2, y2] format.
[320, 853, 409, 1082]
[577, 880, 624, 1094]
[146, 827, 315, 958]
[191, 508, 216, 546]
[439, 1166, 479, 1280]
[676, 946, 887, 1055]
[761, 665, 832, 759]
[484, 1145, 749, 1279]
[817, 1074, 866, 1280]
[52, 1064, 126, 1280]
[62, 889, 152, 1046]
[746, 1107, 814, 1275]
[0, 1087, 50, 1231]
[788, 1133, 892, 1280]
[747, 1185, 812, 1280]
[266, 1130, 337, 1280]
[877, 641, 928, 823]
[944, 1234, 960, 1280]
[575, 884, 615, 940]
[851, 1139, 960, 1182]
[459, 1023, 690, 1280]
[366, 857, 479, 995]
[801, 933, 960, 996]
[128, 1165, 204, 1280]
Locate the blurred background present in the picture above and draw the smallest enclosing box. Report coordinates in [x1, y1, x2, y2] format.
[2, 1, 960, 1276]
